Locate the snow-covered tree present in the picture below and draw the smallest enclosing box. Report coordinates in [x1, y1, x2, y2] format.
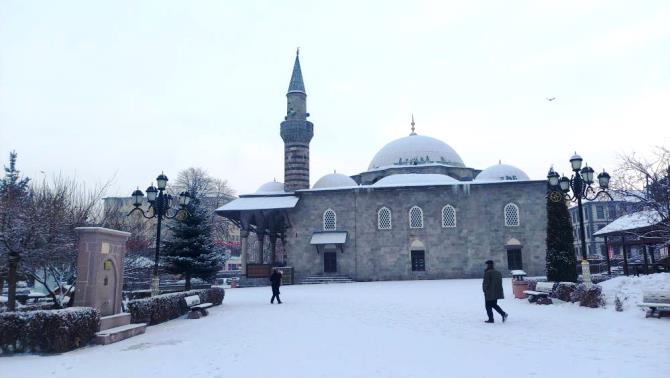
[546, 184, 577, 282]
[161, 168, 226, 290]
[0, 151, 31, 311]
[19, 175, 108, 308]
[614, 146, 670, 241]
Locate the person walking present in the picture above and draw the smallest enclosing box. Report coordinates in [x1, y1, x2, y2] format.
[270, 269, 283, 304]
[483, 260, 508, 323]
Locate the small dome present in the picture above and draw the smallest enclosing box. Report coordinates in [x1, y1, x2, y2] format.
[475, 163, 530, 182]
[255, 181, 285, 194]
[373, 173, 460, 188]
[368, 134, 465, 170]
[313, 173, 357, 189]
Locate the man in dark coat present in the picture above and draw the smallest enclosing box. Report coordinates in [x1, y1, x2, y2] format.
[482, 260, 508, 323]
[270, 269, 282, 304]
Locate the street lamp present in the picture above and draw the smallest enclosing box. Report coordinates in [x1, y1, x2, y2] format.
[128, 172, 191, 296]
[547, 154, 612, 288]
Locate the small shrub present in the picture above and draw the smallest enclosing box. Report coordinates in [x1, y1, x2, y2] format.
[526, 279, 538, 291]
[615, 296, 623, 312]
[580, 285, 605, 308]
[570, 284, 587, 303]
[0, 307, 99, 354]
[536, 297, 553, 305]
[552, 282, 576, 302]
[127, 287, 225, 325]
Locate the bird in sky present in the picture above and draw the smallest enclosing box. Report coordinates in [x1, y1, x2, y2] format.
[546, 97, 556, 101]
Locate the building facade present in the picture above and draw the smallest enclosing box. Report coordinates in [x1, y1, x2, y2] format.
[216, 52, 548, 282]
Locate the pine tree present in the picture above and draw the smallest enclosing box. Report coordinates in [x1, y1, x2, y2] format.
[546, 188, 577, 282]
[0, 151, 31, 311]
[161, 198, 224, 290]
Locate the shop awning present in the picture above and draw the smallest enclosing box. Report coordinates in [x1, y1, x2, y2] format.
[310, 231, 348, 245]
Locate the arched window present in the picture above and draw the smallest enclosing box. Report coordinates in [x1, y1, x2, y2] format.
[323, 209, 336, 231]
[409, 206, 424, 229]
[378, 207, 392, 230]
[441, 205, 456, 228]
[504, 203, 520, 227]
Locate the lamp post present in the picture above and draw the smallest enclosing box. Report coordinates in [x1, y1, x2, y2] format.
[547, 153, 612, 288]
[128, 172, 191, 296]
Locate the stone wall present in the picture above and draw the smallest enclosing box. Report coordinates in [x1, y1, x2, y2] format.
[286, 181, 547, 282]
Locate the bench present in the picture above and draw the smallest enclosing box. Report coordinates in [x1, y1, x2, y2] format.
[523, 282, 554, 303]
[184, 295, 213, 319]
[637, 291, 670, 318]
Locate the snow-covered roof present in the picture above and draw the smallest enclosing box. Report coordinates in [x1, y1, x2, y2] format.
[368, 134, 465, 171]
[215, 196, 299, 212]
[475, 163, 530, 182]
[255, 181, 285, 194]
[593, 210, 664, 236]
[310, 231, 348, 245]
[372, 173, 460, 188]
[313, 173, 358, 189]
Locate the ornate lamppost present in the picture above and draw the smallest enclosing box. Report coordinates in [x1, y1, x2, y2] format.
[129, 172, 191, 296]
[547, 153, 612, 288]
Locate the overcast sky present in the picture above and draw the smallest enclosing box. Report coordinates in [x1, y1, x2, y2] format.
[1, 0, 669, 196]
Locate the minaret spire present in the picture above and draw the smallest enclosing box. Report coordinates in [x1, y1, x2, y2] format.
[410, 114, 417, 136]
[288, 48, 305, 94]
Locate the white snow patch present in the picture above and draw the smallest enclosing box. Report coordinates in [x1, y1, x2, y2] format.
[600, 273, 670, 312]
[2, 279, 669, 378]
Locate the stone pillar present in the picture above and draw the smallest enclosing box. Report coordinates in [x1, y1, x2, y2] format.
[74, 227, 131, 316]
[240, 229, 250, 276]
[256, 232, 265, 263]
[269, 234, 277, 265]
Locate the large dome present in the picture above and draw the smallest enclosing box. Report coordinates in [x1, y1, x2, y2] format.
[255, 181, 285, 194]
[368, 134, 465, 170]
[313, 173, 357, 189]
[475, 163, 530, 182]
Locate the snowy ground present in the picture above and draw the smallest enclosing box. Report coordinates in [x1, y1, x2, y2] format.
[3, 277, 670, 378]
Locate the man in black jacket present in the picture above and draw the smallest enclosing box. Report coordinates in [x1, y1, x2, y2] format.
[270, 269, 282, 304]
[483, 260, 508, 323]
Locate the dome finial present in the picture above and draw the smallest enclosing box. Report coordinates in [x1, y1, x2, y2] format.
[410, 114, 417, 136]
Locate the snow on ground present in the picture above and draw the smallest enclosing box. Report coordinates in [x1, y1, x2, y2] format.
[600, 273, 670, 312]
[3, 278, 670, 378]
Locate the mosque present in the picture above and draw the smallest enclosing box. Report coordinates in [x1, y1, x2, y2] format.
[216, 52, 547, 281]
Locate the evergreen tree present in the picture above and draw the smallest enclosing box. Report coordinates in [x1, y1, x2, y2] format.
[546, 187, 577, 282]
[161, 198, 224, 290]
[0, 151, 31, 311]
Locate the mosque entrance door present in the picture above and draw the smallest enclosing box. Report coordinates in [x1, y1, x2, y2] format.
[324, 251, 337, 273]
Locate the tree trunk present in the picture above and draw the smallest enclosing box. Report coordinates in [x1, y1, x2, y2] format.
[7, 254, 18, 311]
[185, 273, 191, 291]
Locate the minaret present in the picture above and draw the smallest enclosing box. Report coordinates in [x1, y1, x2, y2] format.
[280, 49, 314, 191]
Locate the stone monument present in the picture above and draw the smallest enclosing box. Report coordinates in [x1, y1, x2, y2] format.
[74, 227, 146, 344]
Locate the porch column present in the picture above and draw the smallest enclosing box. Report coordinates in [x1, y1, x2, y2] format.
[604, 236, 611, 275]
[621, 235, 629, 276]
[643, 245, 650, 274]
[240, 229, 250, 276]
[269, 234, 277, 265]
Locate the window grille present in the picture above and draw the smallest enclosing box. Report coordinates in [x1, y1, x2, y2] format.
[323, 209, 336, 231]
[409, 206, 424, 229]
[504, 203, 520, 227]
[441, 205, 456, 228]
[378, 207, 392, 230]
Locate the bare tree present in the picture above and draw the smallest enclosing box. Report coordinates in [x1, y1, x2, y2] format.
[613, 146, 670, 239]
[19, 175, 110, 308]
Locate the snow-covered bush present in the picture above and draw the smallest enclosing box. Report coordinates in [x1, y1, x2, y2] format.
[552, 282, 576, 302]
[0, 307, 99, 354]
[570, 284, 606, 308]
[536, 297, 553, 305]
[615, 296, 623, 312]
[580, 285, 606, 308]
[128, 287, 224, 325]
